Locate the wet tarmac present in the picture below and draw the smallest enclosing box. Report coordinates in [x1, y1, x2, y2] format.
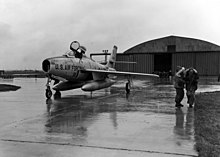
[0, 77, 219, 157]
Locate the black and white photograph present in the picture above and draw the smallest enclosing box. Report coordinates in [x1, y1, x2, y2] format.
[0, 0, 220, 156]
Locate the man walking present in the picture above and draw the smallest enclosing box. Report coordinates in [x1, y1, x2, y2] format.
[185, 68, 199, 108]
[174, 66, 185, 108]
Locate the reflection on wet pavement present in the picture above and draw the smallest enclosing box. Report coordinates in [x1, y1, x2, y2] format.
[174, 108, 194, 147]
[28, 80, 195, 156]
[0, 77, 218, 156]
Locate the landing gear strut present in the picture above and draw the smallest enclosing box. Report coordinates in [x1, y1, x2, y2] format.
[45, 77, 52, 99]
[125, 80, 131, 94]
[54, 90, 61, 99]
[53, 79, 61, 99]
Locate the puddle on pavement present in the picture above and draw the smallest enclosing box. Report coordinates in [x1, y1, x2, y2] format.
[1, 77, 220, 156]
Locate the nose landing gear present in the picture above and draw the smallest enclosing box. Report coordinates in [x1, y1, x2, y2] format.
[45, 77, 62, 99]
[45, 77, 52, 99]
[46, 86, 52, 99]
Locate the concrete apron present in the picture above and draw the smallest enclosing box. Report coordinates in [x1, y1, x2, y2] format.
[0, 78, 219, 157]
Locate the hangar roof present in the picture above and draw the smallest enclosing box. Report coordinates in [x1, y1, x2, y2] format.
[124, 35, 220, 54]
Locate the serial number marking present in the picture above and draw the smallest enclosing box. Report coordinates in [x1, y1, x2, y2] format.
[55, 64, 80, 71]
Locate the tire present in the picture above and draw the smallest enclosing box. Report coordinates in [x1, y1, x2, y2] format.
[46, 89, 52, 99]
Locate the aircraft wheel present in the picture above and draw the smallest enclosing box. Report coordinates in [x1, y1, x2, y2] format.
[54, 90, 61, 99]
[46, 88, 52, 99]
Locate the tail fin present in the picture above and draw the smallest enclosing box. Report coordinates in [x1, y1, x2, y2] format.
[106, 45, 117, 68]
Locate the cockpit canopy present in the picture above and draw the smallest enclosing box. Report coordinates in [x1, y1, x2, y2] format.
[65, 41, 87, 58]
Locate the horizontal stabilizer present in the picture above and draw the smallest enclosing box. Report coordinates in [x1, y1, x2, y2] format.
[98, 61, 136, 65]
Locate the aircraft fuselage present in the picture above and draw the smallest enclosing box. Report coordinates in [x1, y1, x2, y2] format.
[42, 55, 109, 82]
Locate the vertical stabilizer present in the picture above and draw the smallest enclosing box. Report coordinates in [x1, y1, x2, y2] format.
[106, 45, 117, 68]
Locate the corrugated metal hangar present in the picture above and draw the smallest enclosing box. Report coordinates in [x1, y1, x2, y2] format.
[116, 35, 220, 76]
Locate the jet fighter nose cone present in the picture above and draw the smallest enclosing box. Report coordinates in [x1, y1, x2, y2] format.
[42, 59, 50, 73]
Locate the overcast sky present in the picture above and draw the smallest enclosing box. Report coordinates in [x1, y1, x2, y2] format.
[0, 0, 220, 70]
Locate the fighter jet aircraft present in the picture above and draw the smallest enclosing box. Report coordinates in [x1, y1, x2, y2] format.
[42, 41, 159, 99]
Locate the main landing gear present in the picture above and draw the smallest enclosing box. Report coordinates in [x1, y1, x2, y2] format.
[125, 77, 132, 94]
[54, 90, 61, 99]
[125, 81, 131, 94]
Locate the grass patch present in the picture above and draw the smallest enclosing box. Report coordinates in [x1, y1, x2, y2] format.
[194, 92, 220, 157]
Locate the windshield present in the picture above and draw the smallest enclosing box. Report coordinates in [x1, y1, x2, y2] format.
[64, 51, 75, 57]
[63, 41, 85, 58]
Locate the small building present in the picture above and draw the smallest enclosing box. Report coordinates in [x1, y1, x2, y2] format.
[0, 70, 4, 76]
[116, 35, 220, 76]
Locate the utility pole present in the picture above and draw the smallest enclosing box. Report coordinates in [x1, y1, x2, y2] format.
[102, 50, 108, 64]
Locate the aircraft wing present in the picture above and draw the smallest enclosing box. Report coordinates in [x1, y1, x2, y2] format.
[82, 69, 159, 77]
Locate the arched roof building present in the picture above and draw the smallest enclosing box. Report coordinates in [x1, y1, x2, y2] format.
[116, 35, 220, 76]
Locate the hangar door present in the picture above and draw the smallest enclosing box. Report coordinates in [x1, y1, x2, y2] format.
[154, 53, 172, 72]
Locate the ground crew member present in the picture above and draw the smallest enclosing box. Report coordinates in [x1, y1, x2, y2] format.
[184, 68, 199, 108]
[75, 45, 86, 59]
[174, 66, 185, 107]
[80, 46, 86, 55]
